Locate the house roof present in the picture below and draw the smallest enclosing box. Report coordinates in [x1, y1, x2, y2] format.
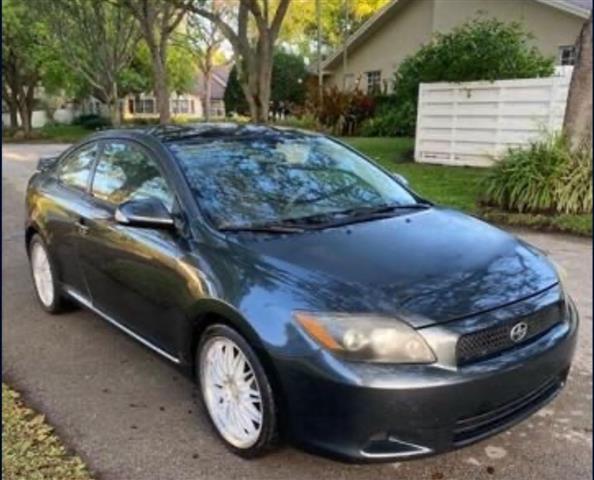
[320, 0, 591, 72]
[193, 64, 232, 100]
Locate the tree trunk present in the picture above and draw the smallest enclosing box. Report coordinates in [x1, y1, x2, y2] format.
[257, 46, 272, 123]
[109, 81, 121, 126]
[18, 101, 31, 134]
[563, 13, 592, 150]
[8, 101, 18, 128]
[204, 68, 212, 121]
[153, 51, 170, 124]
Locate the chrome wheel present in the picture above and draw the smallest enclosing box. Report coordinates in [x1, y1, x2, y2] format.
[200, 337, 263, 449]
[31, 242, 54, 307]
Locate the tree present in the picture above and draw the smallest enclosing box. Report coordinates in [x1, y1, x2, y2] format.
[120, 0, 189, 124]
[387, 17, 555, 136]
[184, 0, 291, 123]
[224, 50, 306, 117]
[280, 0, 388, 63]
[36, 0, 141, 126]
[563, 12, 592, 150]
[2, 0, 46, 132]
[185, 6, 226, 121]
[119, 40, 196, 99]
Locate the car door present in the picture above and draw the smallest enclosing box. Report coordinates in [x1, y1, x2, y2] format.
[77, 139, 191, 355]
[42, 141, 100, 298]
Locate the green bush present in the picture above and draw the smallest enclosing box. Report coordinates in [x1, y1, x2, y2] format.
[386, 17, 555, 136]
[272, 113, 321, 132]
[122, 117, 159, 126]
[306, 86, 375, 135]
[359, 107, 413, 137]
[481, 133, 592, 215]
[73, 113, 112, 130]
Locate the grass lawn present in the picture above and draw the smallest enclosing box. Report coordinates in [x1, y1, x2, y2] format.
[343, 137, 592, 236]
[343, 136, 488, 213]
[2, 383, 93, 480]
[2, 124, 91, 144]
[37, 124, 91, 143]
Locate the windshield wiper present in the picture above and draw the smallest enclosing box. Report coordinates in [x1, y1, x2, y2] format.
[218, 222, 307, 234]
[287, 202, 432, 230]
[339, 202, 432, 217]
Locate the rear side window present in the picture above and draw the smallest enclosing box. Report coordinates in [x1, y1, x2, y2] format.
[91, 141, 174, 209]
[57, 143, 98, 191]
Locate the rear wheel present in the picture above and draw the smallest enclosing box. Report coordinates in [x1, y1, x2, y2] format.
[197, 324, 278, 458]
[28, 234, 68, 313]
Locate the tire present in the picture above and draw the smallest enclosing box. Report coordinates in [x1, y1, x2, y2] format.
[28, 234, 68, 314]
[197, 324, 278, 458]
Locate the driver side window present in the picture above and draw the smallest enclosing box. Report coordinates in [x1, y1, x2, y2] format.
[57, 143, 98, 191]
[91, 141, 174, 210]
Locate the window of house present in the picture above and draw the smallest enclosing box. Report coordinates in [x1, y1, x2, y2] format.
[91, 141, 174, 209]
[128, 99, 135, 114]
[366, 70, 382, 95]
[135, 99, 155, 114]
[559, 45, 577, 66]
[172, 99, 190, 114]
[57, 143, 98, 191]
[190, 100, 195, 114]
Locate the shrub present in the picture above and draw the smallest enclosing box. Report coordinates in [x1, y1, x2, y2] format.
[73, 113, 112, 130]
[359, 107, 414, 137]
[122, 117, 159, 126]
[481, 133, 592, 215]
[307, 86, 375, 135]
[388, 17, 555, 136]
[272, 113, 321, 132]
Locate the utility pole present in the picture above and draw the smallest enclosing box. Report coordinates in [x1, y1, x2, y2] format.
[316, 0, 323, 104]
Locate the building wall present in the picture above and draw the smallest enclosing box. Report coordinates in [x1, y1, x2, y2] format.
[432, 0, 585, 62]
[121, 93, 204, 120]
[326, 0, 434, 92]
[324, 0, 585, 92]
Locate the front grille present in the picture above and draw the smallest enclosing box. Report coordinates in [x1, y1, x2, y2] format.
[456, 303, 564, 365]
[453, 375, 563, 446]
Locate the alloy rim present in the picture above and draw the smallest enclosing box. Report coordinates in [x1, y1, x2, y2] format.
[31, 242, 54, 307]
[200, 337, 263, 449]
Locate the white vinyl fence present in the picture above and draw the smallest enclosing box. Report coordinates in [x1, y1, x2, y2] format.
[414, 68, 572, 167]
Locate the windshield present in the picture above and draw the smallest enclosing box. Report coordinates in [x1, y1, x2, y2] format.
[169, 134, 418, 229]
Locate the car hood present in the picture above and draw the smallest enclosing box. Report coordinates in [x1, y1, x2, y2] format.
[235, 208, 558, 328]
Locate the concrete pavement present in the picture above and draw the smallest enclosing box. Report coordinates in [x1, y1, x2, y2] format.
[2, 143, 592, 480]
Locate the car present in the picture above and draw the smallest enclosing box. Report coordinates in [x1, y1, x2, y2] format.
[25, 123, 578, 462]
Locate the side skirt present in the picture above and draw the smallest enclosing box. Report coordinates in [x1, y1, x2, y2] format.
[64, 286, 181, 365]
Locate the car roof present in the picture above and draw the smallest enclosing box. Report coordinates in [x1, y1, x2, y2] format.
[86, 123, 319, 146]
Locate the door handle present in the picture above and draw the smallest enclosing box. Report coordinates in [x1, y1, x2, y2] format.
[75, 218, 90, 235]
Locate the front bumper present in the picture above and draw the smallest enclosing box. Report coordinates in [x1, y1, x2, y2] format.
[276, 297, 578, 463]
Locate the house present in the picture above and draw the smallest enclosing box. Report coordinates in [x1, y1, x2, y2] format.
[194, 64, 232, 119]
[119, 65, 231, 121]
[321, 0, 591, 94]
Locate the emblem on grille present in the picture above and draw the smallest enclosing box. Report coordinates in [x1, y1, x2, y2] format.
[510, 321, 528, 343]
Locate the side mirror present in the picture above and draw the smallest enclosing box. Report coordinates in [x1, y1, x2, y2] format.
[393, 173, 409, 187]
[37, 155, 59, 172]
[115, 197, 174, 229]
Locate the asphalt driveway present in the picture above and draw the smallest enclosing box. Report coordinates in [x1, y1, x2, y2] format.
[2, 143, 592, 480]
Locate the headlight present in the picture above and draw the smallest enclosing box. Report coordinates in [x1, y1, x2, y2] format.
[549, 258, 568, 288]
[295, 312, 436, 364]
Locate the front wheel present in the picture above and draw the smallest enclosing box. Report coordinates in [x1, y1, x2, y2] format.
[197, 324, 278, 458]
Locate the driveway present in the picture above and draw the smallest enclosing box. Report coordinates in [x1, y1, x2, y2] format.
[2, 143, 592, 480]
